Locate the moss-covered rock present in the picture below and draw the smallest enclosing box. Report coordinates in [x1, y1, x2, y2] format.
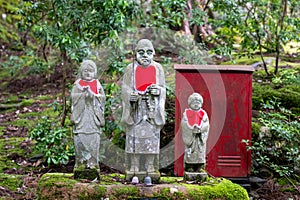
[37, 173, 106, 200]
[185, 178, 249, 200]
[37, 173, 249, 200]
[252, 82, 300, 114]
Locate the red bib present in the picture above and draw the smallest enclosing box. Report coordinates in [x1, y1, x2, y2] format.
[135, 65, 156, 93]
[78, 79, 98, 94]
[186, 109, 205, 127]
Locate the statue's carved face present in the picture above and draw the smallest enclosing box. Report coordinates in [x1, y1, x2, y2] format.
[81, 65, 95, 81]
[189, 98, 203, 110]
[136, 47, 154, 67]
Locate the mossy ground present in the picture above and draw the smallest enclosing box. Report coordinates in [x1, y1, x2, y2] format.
[37, 173, 249, 200]
[0, 137, 28, 172]
[0, 173, 24, 191]
[0, 70, 61, 198]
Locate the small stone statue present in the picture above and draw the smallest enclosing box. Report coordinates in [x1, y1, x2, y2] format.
[121, 39, 166, 182]
[182, 93, 209, 180]
[71, 60, 106, 180]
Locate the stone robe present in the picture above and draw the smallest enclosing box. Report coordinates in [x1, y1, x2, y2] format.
[182, 108, 209, 164]
[121, 61, 166, 155]
[71, 79, 105, 168]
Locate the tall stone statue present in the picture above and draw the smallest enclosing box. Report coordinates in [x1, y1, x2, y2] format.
[71, 60, 106, 180]
[182, 93, 210, 180]
[121, 39, 166, 182]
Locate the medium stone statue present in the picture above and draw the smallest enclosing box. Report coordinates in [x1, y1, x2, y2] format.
[121, 39, 166, 182]
[182, 93, 209, 180]
[71, 60, 106, 180]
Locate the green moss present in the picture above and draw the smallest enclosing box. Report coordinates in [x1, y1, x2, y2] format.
[110, 173, 125, 179]
[5, 95, 19, 103]
[37, 173, 107, 200]
[74, 167, 100, 181]
[161, 176, 183, 184]
[0, 173, 24, 191]
[277, 178, 289, 186]
[278, 87, 300, 110]
[40, 108, 60, 119]
[0, 137, 30, 172]
[35, 95, 55, 101]
[0, 156, 18, 173]
[40, 103, 50, 108]
[252, 73, 300, 114]
[78, 185, 106, 200]
[37, 174, 249, 200]
[110, 186, 139, 199]
[11, 118, 34, 127]
[0, 126, 4, 135]
[221, 56, 262, 65]
[21, 99, 34, 107]
[100, 173, 123, 185]
[18, 111, 39, 118]
[157, 187, 184, 199]
[252, 83, 280, 110]
[93, 185, 107, 198]
[0, 68, 11, 82]
[185, 179, 249, 200]
[252, 122, 261, 137]
[38, 173, 76, 189]
[281, 187, 296, 193]
[0, 197, 14, 200]
[0, 108, 16, 114]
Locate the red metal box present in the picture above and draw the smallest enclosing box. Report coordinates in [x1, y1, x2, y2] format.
[174, 64, 253, 178]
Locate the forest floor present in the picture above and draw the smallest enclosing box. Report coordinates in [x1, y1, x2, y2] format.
[0, 58, 300, 199]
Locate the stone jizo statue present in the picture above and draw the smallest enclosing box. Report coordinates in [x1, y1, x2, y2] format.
[71, 60, 105, 180]
[182, 93, 209, 176]
[121, 39, 166, 182]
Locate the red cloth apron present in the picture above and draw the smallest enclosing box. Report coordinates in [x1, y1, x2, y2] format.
[135, 65, 156, 93]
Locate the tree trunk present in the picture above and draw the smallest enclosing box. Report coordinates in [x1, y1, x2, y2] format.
[258, 35, 270, 76]
[60, 51, 67, 127]
[185, 0, 210, 42]
[274, 0, 287, 75]
[183, 0, 192, 35]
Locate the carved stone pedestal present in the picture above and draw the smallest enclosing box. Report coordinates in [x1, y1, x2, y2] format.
[184, 172, 207, 181]
[125, 171, 160, 184]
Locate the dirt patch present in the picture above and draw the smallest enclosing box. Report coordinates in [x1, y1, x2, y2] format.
[253, 179, 300, 200]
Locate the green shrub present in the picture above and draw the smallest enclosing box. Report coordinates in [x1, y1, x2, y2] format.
[140, 0, 186, 28]
[29, 117, 74, 166]
[244, 99, 300, 177]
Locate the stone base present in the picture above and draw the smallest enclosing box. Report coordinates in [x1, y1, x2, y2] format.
[37, 173, 250, 199]
[125, 171, 160, 184]
[184, 172, 207, 181]
[74, 168, 100, 181]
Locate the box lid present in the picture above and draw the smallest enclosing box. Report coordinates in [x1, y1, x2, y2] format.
[174, 64, 254, 72]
